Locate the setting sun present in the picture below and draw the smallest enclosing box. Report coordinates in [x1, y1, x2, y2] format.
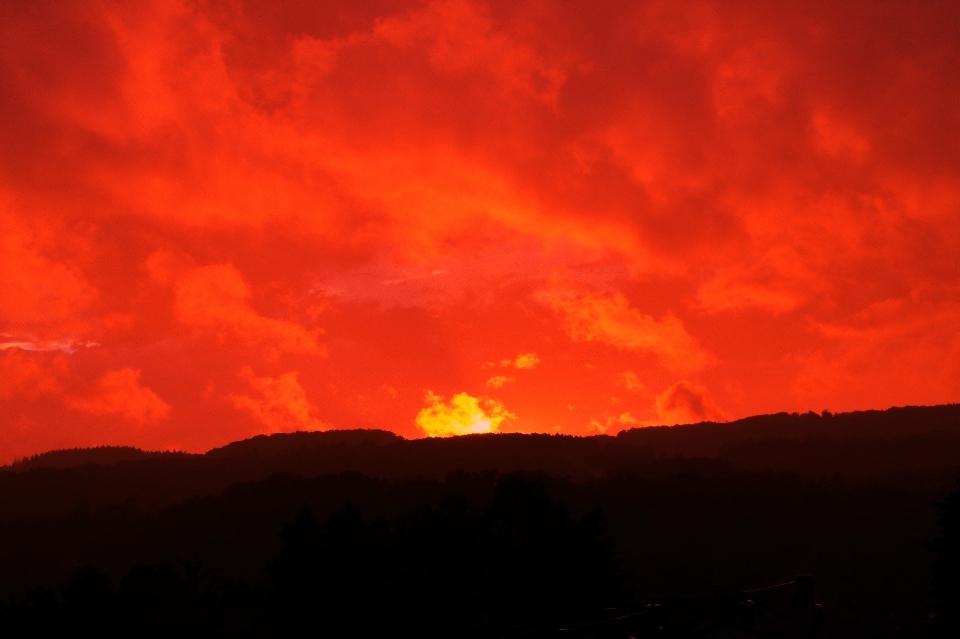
[416, 391, 514, 437]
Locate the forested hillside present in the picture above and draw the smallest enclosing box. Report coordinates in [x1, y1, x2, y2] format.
[0, 404, 958, 636]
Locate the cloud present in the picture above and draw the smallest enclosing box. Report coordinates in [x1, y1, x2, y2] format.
[416, 391, 514, 437]
[513, 352, 540, 369]
[381, 384, 399, 398]
[67, 368, 170, 425]
[499, 352, 540, 369]
[0, 214, 97, 335]
[697, 271, 804, 315]
[618, 371, 647, 393]
[0, 340, 98, 353]
[0, 350, 65, 399]
[486, 375, 515, 389]
[589, 411, 638, 434]
[540, 285, 713, 373]
[231, 369, 328, 433]
[650, 381, 726, 425]
[148, 254, 324, 355]
[791, 299, 960, 412]
[0, 0, 958, 458]
[697, 246, 818, 314]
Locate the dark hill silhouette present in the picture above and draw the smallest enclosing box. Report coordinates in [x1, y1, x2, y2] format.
[0, 433, 652, 520]
[0, 404, 958, 522]
[6, 403, 957, 473]
[619, 404, 960, 487]
[0, 404, 958, 636]
[10, 446, 190, 471]
[205, 428, 403, 458]
[616, 403, 960, 457]
[0, 468, 947, 635]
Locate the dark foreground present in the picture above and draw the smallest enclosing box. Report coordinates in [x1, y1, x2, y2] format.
[1, 405, 959, 637]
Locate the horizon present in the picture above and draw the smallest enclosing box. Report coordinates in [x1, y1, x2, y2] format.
[2, 1, 959, 462]
[6, 401, 959, 466]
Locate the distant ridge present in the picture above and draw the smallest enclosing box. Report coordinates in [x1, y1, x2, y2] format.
[3, 404, 959, 485]
[205, 428, 403, 458]
[4, 430, 404, 471]
[0, 403, 956, 532]
[9, 446, 191, 470]
[617, 403, 960, 457]
[0, 415, 949, 628]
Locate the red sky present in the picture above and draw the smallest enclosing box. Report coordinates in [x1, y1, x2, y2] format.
[1, 0, 959, 461]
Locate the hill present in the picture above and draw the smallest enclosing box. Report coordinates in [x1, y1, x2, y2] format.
[0, 404, 958, 635]
[10, 446, 191, 470]
[2, 405, 957, 514]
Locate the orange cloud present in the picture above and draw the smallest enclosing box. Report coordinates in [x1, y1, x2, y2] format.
[697, 246, 818, 314]
[0, 350, 65, 399]
[650, 381, 726, 425]
[0, 340, 98, 353]
[618, 371, 647, 394]
[231, 369, 328, 433]
[486, 375, 515, 389]
[67, 368, 170, 425]
[0, 214, 97, 335]
[791, 299, 960, 412]
[416, 391, 514, 437]
[148, 254, 324, 356]
[514, 352, 540, 369]
[498, 352, 540, 369]
[812, 108, 871, 162]
[590, 411, 638, 434]
[540, 286, 713, 373]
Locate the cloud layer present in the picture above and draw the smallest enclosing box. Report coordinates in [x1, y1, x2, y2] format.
[0, 0, 958, 460]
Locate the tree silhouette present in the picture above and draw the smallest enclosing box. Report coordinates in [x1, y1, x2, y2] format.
[272, 502, 390, 636]
[485, 475, 626, 628]
[270, 475, 626, 636]
[62, 565, 115, 636]
[932, 479, 960, 636]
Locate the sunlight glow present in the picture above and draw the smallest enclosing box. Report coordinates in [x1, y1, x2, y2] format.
[416, 391, 514, 437]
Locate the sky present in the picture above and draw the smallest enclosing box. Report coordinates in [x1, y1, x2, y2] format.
[1, 0, 959, 461]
